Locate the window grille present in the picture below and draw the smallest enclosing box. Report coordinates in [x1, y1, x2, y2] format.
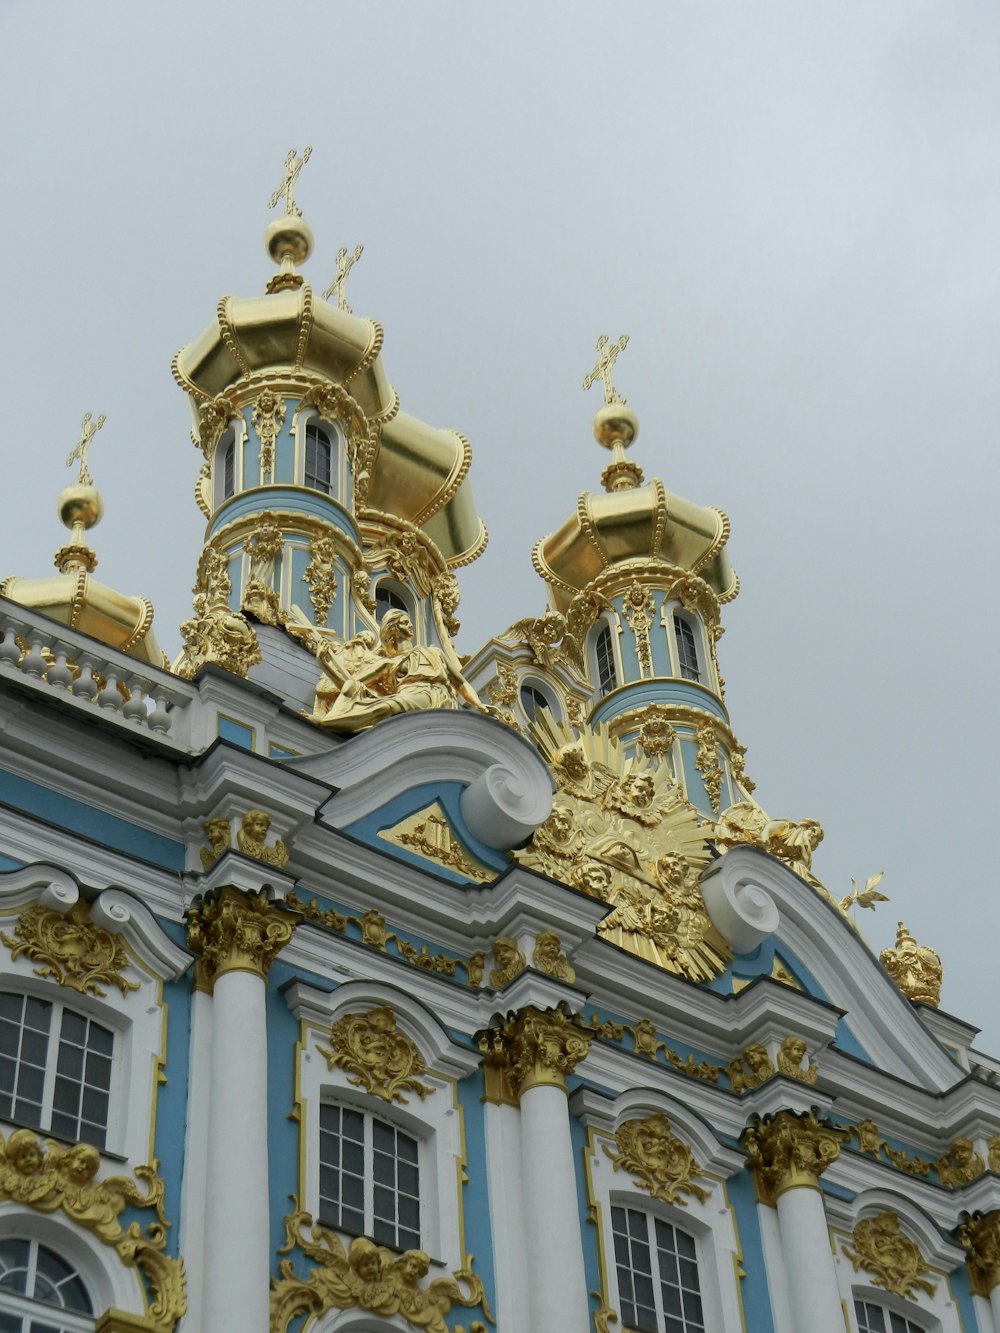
[222, 438, 235, 499]
[375, 586, 409, 621]
[0, 993, 113, 1150]
[611, 1206, 705, 1333]
[595, 625, 617, 696]
[0, 1237, 94, 1331]
[673, 616, 701, 682]
[854, 1301, 924, 1333]
[319, 1105, 421, 1252]
[519, 684, 549, 722]
[305, 424, 333, 493]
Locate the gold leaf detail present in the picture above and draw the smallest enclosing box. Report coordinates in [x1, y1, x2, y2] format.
[880, 921, 942, 1008]
[741, 1110, 848, 1207]
[842, 1212, 936, 1299]
[380, 803, 495, 884]
[532, 931, 575, 984]
[318, 1007, 434, 1104]
[270, 1198, 492, 1332]
[302, 533, 338, 626]
[605, 1113, 710, 1206]
[1, 900, 138, 998]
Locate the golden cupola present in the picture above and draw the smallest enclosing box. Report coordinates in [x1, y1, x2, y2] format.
[1, 414, 164, 668]
[170, 148, 486, 681]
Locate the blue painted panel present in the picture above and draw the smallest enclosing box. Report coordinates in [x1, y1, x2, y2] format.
[611, 597, 640, 681]
[0, 770, 185, 871]
[0, 854, 23, 871]
[154, 926, 192, 1259]
[209, 487, 359, 545]
[457, 1069, 497, 1319]
[948, 1259, 983, 1331]
[591, 679, 729, 728]
[218, 716, 255, 750]
[267, 956, 308, 1270]
[275, 427, 295, 486]
[342, 781, 510, 882]
[726, 1170, 776, 1333]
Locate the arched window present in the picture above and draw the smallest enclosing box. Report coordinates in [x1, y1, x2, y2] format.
[305, 424, 333, 494]
[319, 1104, 421, 1251]
[375, 585, 409, 622]
[222, 435, 236, 501]
[854, 1301, 925, 1333]
[673, 615, 701, 683]
[0, 1237, 94, 1330]
[519, 684, 550, 723]
[0, 992, 114, 1149]
[595, 624, 617, 697]
[611, 1206, 705, 1333]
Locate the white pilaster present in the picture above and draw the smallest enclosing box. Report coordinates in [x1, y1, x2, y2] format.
[774, 1186, 844, 1333]
[177, 988, 212, 1333]
[483, 1100, 530, 1332]
[519, 1083, 590, 1333]
[202, 969, 271, 1333]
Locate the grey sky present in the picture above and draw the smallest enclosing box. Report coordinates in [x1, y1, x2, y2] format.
[2, 2, 998, 1049]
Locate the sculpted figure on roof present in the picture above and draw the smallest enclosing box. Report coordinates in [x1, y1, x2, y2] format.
[290, 609, 485, 733]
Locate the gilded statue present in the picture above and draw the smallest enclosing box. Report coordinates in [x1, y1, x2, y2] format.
[937, 1137, 985, 1188]
[777, 1035, 817, 1084]
[531, 930, 575, 984]
[489, 936, 526, 989]
[727, 1043, 776, 1092]
[290, 610, 484, 733]
[714, 800, 825, 887]
[200, 816, 231, 869]
[514, 716, 730, 985]
[272, 1201, 492, 1333]
[237, 809, 290, 869]
[880, 921, 943, 1007]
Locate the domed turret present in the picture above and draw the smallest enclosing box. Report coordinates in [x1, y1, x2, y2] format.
[172, 148, 486, 681]
[1, 414, 163, 667]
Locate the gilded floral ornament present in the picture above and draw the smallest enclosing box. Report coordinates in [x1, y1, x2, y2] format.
[694, 721, 723, 813]
[381, 802, 495, 883]
[251, 391, 286, 481]
[729, 741, 755, 794]
[635, 705, 676, 761]
[580, 1012, 722, 1083]
[532, 931, 575, 983]
[194, 394, 235, 459]
[0, 1129, 185, 1329]
[741, 1109, 848, 1207]
[432, 571, 462, 637]
[318, 1006, 434, 1104]
[514, 715, 731, 985]
[288, 609, 485, 733]
[605, 1113, 710, 1206]
[489, 936, 526, 989]
[1, 899, 138, 999]
[478, 1005, 591, 1097]
[271, 1199, 492, 1333]
[301, 532, 338, 625]
[937, 1138, 986, 1188]
[176, 547, 261, 680]
[243, 512, 284, 625]
[958, 1209, 1000, 1297]
[839, 1118, 934, 1178]
[880, 921, 943, 1008]
[842, 1212, 936, 1299]
[840, 871, 889, 917]
[592, 1299, 620, 1333]
[989, 1135, 1000, 1174]
[622, 581, 655, 675]
[186, 887, 299, 991]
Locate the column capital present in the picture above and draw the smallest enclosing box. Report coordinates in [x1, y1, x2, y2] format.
[958, 1209, 1000, 1297]
[741, 1108, 848, 1206]
[186, 886, 299, 991]
[478, 1004, 592, 1099]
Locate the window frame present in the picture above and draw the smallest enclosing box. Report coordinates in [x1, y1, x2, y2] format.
[611, 1203, 707, 1333]
[0, 992, 115, 1151]
[853, 1298, 929, 1333]
[375, 582, 411, 623]
[672, 613, 702, 684]
[0, 1235, 95, 1330]
[215, 427, 238, 508]
[304, 422, 334, 495]
[519, 680, 556, 725]
[318, 1101, 423, 1254]
[593, 621, 619, 697]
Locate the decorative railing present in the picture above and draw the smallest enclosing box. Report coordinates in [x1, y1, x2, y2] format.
[0, 598, 196, 741]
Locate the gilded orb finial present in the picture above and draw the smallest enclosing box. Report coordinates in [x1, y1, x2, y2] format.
[323, 244, 364, 313]
[265, 146, 315, 291]
[583, 335, 642, 490]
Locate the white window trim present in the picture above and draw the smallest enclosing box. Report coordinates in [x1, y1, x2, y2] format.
[0, 867, 191, 1170]
[286, 979, 480, 1275]
[828, 1189, 965, 1333]
[579, 1088, 745, 1333]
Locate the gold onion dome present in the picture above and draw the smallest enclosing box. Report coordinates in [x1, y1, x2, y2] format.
[171, 148, 486, 567]
[1, 415, 163, 667]
[532, 336, 738, 614]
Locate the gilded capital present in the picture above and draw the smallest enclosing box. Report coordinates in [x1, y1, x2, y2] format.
[958, 1210, 1000, 1297]
[741, 1109, 848, 1207]
[186, 886, 299, 991]
[478, 1005, 591, 1099]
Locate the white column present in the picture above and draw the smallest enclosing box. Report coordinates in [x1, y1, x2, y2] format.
[177, 988, 212, 1333]
[519, 1082, 590, 1332]
[482, 1101, 531, 1331]
[187, 887, 298, 1333]
[990, 1285, 1000, 1331]
[202, 970, 270, 1333]
[774, 1186, 844, 1333]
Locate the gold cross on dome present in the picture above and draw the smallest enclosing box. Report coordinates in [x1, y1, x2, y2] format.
[322, 244, 364, 312]
[65, 412, 106, 486]
[268, 145, 313, 218]
[583, 333, 629, 405]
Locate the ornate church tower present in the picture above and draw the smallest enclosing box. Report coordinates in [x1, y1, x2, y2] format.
[171, 148, 485, 681]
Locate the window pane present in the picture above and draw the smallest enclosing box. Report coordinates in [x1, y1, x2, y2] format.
[595, 625, 617, 696]
[305, 425, 333, 493]
[674, 615, 701, 682]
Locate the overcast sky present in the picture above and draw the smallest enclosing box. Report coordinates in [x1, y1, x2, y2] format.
[2, 2, 998, 1051]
